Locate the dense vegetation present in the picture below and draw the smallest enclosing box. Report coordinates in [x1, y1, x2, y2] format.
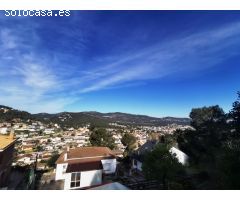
[142, 144, 185, 189]
[142, 91, 240, 189]
[35, 112, 110, 129]
[0, 105, 33, 122]
[0, 105, 190, 128]
[89, 128, 116, 150]
[121, 133, 137, 155]
[47, 152, 60, 168]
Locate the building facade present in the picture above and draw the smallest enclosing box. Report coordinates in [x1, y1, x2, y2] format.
[55, 147, 117, 190]
[131, 141, 189, 172]
[0, 131, 16, 188]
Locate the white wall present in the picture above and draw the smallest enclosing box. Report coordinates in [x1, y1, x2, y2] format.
[63, 173, 72, 190]
[80, 170, 102, 188]
[0, 127, 8, 134]
[63, 170, 102, 190]
[56, 158, 115, 189]
[169, 147, 188, 165]
[55, 163, 68, 180]
[101, 158, 116, 174]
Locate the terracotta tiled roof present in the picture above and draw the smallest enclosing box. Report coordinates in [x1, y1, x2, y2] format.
[17, 154, 32, 159]
[56, 147, 116, 164]
[22, 144, 34, 148]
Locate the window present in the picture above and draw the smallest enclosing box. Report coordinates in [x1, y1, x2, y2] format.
[104, 163, 111, 172]
[70, 172, 81, 188]
[62, 165, 67, 173]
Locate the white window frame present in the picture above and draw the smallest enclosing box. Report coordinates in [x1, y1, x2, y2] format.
[104, 163, 112, 172]
[70, 172, 81, 189]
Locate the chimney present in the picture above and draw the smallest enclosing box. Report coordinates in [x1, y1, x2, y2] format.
[64, 153, 68, 161]
[67, 146, 70, 152]
[9, 129, 15, 139]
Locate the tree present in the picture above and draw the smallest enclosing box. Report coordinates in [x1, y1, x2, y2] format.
[190, 105, 226, 130]
[229, 91, 240, 135]
[121, 133, 137, 154]
[47, 153, 59, 168]
[142, 144, 184, 189]
[172, 92, 240, 189]
[177, 105, 228, 165]
[215, 92, 240, 189]
[89, 128, 115, 149]
[216, 142, 240, 189]
[160, 134, 177, 147]
[89, 124, 96, 131]
[35, 145, 43, 152]
[39, 130, 43, 135]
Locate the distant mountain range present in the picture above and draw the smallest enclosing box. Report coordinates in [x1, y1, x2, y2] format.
[0, 105, 190, 128]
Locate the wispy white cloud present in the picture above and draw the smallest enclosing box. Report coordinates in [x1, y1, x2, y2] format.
[0, 91, 77, 113]
[0, 28, 17, 49]
[76, 21, 240, 93]
[15, 64, 57, 90]
[0, 23, 76, 113]
[1, 16, 240, 113]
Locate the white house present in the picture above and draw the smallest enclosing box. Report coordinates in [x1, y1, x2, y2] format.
[132, 140, 157, 172]
[55, 147, 117, 190]
[44, 128, 54, 135]
[17, 155, 35, 165]
[169, 146, 189, 165]
[132, 141, 189, 172]
[0, 127, 9, 134]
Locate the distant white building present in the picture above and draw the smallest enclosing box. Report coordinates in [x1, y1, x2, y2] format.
[44, 128, 54, 135]
[169, 146, 189, 165]
[0, 127, 9, 134]
[17, 155, 35, 165]
[45, 145, 54, 151]
[132, 141, 188, 172]
[55, 147, 117, 190]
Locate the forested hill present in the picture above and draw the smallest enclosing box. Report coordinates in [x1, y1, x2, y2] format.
[33, 111, 190, 127]
[0, 105, 190, 127]
[0, 105, 32, 122]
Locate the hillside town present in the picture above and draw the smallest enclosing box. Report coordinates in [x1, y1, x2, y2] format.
[1, 9, 240, 193]
[2, 92, 240, 190]
[0, 119, 191, 168]
[0, 110, 192, 190]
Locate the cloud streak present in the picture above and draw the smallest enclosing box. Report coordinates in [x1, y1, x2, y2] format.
[1, 14, 240, 113]
[76, 21, 240, 93]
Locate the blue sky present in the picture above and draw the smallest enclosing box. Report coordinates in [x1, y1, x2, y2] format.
[0, 11, 240, 117]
